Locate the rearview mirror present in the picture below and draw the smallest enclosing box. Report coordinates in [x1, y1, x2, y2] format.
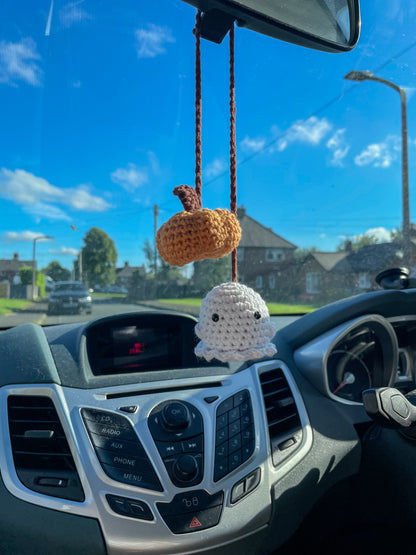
[183, 0, 360, 52]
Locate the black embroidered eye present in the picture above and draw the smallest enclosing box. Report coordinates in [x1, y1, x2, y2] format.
[212, 313, 219, 322]
[254, 311, 261, 320]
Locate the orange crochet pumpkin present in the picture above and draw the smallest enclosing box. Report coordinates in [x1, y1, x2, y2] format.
[156, 185, 241, 267]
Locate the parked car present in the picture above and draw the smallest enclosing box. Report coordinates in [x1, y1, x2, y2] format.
[103, 285, 128, 294]
[47, 281, 92, 315]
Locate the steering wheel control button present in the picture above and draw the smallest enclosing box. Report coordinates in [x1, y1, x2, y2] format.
[162, 402, 190, 431]
[157, 490, 224, 534]
[214, 390, 254, 482]
[231, 468, 261, 504]
[82, 408, 162, 491]
[106, 494, 153, 521]
[391, 395, 410, 418]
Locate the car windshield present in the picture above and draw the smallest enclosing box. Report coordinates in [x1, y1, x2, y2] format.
[53, 283, 87, 292]
[0, 1, 414, 327]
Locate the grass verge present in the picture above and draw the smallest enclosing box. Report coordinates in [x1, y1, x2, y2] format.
[158, 298, 318, 314]
[0, 299, 32, 316]
[92, 293, 127, 299]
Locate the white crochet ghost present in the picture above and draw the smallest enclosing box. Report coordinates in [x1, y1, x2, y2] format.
[195, 282, 277, 362]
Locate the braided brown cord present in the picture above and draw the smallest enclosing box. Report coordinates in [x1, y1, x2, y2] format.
[194, 10, 202, 201]
[229, 22, 238, 282]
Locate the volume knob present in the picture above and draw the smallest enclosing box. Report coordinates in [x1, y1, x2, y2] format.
[173, 454, 198, 482]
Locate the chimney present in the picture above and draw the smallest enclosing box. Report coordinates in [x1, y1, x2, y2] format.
[237, 205, 246, 219]
[13, 253, 19, 260]
[124, 261, 129, 267]
[345, 240, 353, 253]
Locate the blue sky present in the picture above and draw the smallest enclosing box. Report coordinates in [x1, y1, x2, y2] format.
[0, 0, 416, 272]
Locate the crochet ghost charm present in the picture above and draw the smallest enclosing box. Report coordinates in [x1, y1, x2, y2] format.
[195, 282, 277, 362]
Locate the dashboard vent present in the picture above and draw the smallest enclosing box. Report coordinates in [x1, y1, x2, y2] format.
[259, 368, 302, 466]
[7, 395, 84, 502]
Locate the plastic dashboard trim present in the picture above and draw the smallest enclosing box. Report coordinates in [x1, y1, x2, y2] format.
[0, 360, 312, 555]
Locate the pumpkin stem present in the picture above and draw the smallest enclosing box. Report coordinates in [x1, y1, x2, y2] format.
[173, 185, 202, 212]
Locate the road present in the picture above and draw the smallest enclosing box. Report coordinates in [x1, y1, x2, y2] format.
[2, 300, 151, 328]
[3, 299, 300, 331]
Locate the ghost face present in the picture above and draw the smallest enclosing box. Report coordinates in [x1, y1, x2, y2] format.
[195, 282, 277, 362]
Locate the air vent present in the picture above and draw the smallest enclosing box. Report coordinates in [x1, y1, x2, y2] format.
[259, 368, 303, 467]
[7, 395, 84, 502]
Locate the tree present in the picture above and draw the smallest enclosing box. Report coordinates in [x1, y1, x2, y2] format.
[337, 235, 381, 252]
[19, 266, 46, 297]
[192, 257, 231, 295]
[143, 238, 184, 281]
[390, 224, 416, 242]
[81, 227, 118, 287]
[294, 247, 317, 264]
[41, 261, 71, 282]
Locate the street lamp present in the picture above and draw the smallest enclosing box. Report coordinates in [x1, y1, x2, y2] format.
[32, 235, 53, 301]
[344, 70, 411, 260]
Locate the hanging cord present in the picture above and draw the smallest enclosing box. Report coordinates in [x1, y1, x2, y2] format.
[194, 10, 202, 201]
[229, 22, 238, 282]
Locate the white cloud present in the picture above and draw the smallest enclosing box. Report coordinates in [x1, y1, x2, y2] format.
[68, 185, 110, 211]
[135, 24, 175, 59]
[277, 116, 332, 151]
[110, 163, 148, 192]
[59, 0, 91, 28]
[204, 158, 226, 178]
[4, 230, 50, 243]
[326, 129, 350, 166]
[240, 136, 266, 153]
[49, 246, 79, 256]
[354, 134, 401, 168]
[353, 227, 392, 242]
[0, 168, 111, 217]
[24, 202, 71, 222]
[0, 38, 42, 86]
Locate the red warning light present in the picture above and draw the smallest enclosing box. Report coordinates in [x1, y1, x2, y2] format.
[189, 516, 202, 529]
[129, 342, 146, 355]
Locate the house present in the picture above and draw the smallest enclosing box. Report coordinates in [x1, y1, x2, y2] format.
[298, 251, 349, 302]
[237, 206, 297, 297]
[298, 242, 407, 304]
[0, 253, 33, 283]
[116, 262, 146, 290]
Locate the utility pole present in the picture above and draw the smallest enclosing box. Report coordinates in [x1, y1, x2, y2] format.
[153, 204, 159, 275]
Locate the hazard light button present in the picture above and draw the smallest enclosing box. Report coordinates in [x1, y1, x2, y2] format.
[157, 490, 224, 534]
[160, 505, 223, 534]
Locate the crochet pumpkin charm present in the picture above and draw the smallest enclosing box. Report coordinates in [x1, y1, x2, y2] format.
[156, 185, 241, 267]
[195, 282, 277, 362]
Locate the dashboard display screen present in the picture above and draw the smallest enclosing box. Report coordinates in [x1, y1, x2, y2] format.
[91, 324, 182, 374]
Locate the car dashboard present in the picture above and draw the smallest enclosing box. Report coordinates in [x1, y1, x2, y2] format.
[2, 289, 416, 554]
